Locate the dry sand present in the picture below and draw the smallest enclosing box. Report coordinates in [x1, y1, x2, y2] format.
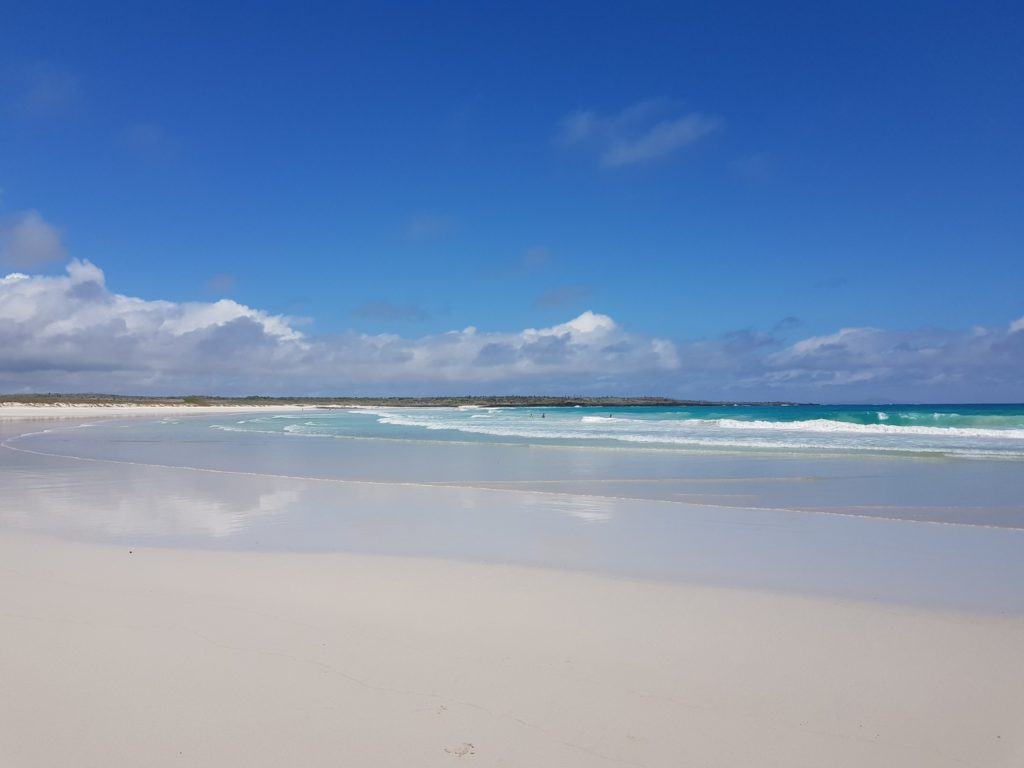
[0, 403, 313, 421]
[1, 405, 1023, 767]
[1, 529, 1022, 768]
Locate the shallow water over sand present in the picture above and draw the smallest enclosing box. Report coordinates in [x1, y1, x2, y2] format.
[2, 414, 1023, 612]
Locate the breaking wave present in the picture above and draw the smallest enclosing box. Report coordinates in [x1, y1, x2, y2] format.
[211, 405, 1024, 458]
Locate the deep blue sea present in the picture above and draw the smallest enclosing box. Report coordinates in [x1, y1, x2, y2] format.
[216, 404, 1024, 459]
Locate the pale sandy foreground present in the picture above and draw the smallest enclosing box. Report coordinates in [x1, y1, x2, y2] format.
[2, 530, 1022, 768]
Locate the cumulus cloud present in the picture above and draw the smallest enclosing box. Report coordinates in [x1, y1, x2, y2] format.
[2, 259, 1021, 400]
[0, 211, 66, 267]
[0, 262, 679, 394]
[762, 322, 1024, 395]
[671, 320, 1024, 402]
[559, 100, 721, 168]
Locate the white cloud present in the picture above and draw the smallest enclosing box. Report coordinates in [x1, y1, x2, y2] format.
[2, 259, 1021, 401]
[670, 321, 1024, 401]
[0, 210, 66, 267]
[537, 310, 617, 337]
[602, 114, 721, 167]
[0, 261, 679, 394]
[559, 100, 721, 168]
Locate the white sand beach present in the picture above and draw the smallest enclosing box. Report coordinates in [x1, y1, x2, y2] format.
[1, 407, 1023, 767]
[0, 403, 314, 420]
[2, 530, 1022, 768]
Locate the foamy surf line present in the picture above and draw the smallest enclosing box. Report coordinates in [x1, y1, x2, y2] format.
[378, 410, 1024, 438]
[346, 409, 1024, 458]
[702, 417, 1024, 438]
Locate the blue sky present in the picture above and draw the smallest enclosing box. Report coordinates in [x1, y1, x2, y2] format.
[1, 1, 1022, 399]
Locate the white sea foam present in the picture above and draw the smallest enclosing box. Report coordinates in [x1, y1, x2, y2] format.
[353, 407, 1024, 457]
[205, 406, 1024, 459]
[704, 418, 1024, 439]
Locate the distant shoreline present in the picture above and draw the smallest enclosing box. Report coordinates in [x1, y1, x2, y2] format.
[1, 394, 802, 408]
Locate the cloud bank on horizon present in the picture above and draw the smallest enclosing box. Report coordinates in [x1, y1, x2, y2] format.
[2, 259, 1022, 402]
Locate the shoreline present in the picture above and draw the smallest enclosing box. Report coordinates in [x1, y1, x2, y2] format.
[1, 395, 806, 408]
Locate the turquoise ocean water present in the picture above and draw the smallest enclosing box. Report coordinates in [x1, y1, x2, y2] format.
[218, 404, 1024, 458]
